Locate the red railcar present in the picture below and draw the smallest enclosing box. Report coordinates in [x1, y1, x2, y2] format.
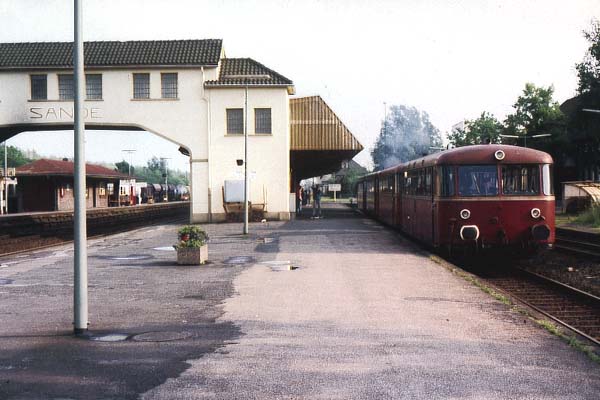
[357, 145, 555, 252]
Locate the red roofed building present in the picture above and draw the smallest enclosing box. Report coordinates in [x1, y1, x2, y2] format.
[15, 159, 128, 212]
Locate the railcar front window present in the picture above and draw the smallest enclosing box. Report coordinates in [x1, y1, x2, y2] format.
[542, 164, 554, 195]
[502, 165, 540, 195]
[458, 166, 498, 196]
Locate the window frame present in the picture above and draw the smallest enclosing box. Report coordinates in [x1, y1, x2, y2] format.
[457, 165, 499, 197]
[161, 72, 178, 99]
[501, 164, 541, 196]
[133, 73, 150, 99]
[439, 166, 456, 197]
[254, 108, 272, 134]
[226, 108, 244, 135]
[30, 74, 48, 100]
[58, 74, 75, 100]
[85, 74, 103, 100]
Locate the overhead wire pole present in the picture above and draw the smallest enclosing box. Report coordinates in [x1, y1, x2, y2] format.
[243, 84, 249, 234]
[73, 0, 88, 334]
[3, 139, 7, 214]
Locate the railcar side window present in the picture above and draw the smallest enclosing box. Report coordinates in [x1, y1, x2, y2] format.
[502, 165, 540, 195]
[542, 164, 554, 195]
[458, 166, 498, 197]
[440, 166, 455, 197]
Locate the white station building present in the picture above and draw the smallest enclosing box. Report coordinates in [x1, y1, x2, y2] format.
[0, 39, 362, 222]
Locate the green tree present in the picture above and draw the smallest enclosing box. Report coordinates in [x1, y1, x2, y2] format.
[0, 145, 33, 167]
[448, 112, 503, 147]
[576, 19, 600, 94]
[503, 83, 565, 147]
[563, 20, 600, 180]
[115, 160, 134, 176]
[131, 157, 189, 186]
[371, 105, 442, 170]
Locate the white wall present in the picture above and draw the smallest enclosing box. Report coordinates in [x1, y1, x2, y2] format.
[206, 87, 290, 221]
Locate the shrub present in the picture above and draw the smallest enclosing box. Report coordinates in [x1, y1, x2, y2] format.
[574, 204, 600, 228]
[174, 225, 209, 249]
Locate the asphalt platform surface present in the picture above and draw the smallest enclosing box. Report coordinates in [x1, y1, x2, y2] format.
[0, 203, 599, 399]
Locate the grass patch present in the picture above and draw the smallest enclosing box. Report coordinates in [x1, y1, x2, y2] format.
[573, 205, 600, 228]
[429, 255, 600, 365]
[536, 319, 600, 364]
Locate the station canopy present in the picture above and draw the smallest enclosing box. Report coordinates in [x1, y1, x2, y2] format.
[290, 96, 363, 182]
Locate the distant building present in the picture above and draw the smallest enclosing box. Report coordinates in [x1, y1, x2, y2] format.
[15, 159, 128, 212]
[319, 159, 368, 195]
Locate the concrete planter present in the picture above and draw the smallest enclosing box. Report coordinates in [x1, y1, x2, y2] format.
[176, 245, 208, 265]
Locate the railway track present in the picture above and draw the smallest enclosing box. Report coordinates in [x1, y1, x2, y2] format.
[0, 215, 188, 257]
[555, 227, 600, 258]
[479, 267, 600, 346]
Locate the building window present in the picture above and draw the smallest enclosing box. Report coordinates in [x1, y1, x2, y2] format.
[30, 74, 47, 100]
[161, 73, 178, 98]
[227, 108, 243, 134]
[58, 74, 74, 100]
[86, 74, 102, 100]
[255, 108, 272, 134]
[133, 73, 150, 99]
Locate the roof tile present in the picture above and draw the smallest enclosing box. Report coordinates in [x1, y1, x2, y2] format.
[0, 39, 222, 69]
[16, 159, 129, 179]
[204, 58, 293, 87]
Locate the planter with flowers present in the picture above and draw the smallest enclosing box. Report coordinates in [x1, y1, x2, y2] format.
[174, 225, 209, 265]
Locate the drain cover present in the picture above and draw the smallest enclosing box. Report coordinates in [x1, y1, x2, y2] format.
[89, 333, 130, 342]
[132, 331, 193, 342]
[224, 256, 255, 265]
[0, 278, 13, 285]
[153, 246, 175, 252]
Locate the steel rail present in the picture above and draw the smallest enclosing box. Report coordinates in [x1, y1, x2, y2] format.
[485, 267, 600, 347]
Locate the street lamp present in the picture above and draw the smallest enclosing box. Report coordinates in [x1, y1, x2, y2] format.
[221, 74, 269, 235]
[2, 139, 7, 215]
[122, 149, 136, 205]
[160, 157, 170, 202]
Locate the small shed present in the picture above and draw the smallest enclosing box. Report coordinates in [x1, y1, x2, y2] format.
[562, 181, 600, 213]
[15, 159, 128, 212]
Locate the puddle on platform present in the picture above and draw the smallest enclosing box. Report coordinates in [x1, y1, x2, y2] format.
[153, 246, 176, 252]
[89, 333, 130, 342]
[260, 260, 298, 271]
[132, 331, 193, 342]
[224, 256, 255, 265]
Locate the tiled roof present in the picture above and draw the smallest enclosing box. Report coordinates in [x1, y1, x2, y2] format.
[204, 58, 294, 91]
[0, 39, 223, 70]
[16, 159, 129, 179]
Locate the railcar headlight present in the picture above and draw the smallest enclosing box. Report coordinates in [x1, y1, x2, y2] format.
[531, 208, 541, 219]
[494, 150, 505, 160]
[460, 209, 471, 220]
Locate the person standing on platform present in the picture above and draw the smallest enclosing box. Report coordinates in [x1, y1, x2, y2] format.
[295, 185, 303, 214]
[312, 184, 322, 218]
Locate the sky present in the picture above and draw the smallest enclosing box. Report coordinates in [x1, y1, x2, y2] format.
[1, 0, 599, 170]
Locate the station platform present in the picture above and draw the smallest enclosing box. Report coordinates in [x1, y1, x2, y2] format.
[0, 203, 598, 399]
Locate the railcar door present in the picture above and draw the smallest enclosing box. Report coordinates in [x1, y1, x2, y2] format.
[374, 176, 379, 217]
[394, 171, 403, 227]
[402, 169, 415, 236]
